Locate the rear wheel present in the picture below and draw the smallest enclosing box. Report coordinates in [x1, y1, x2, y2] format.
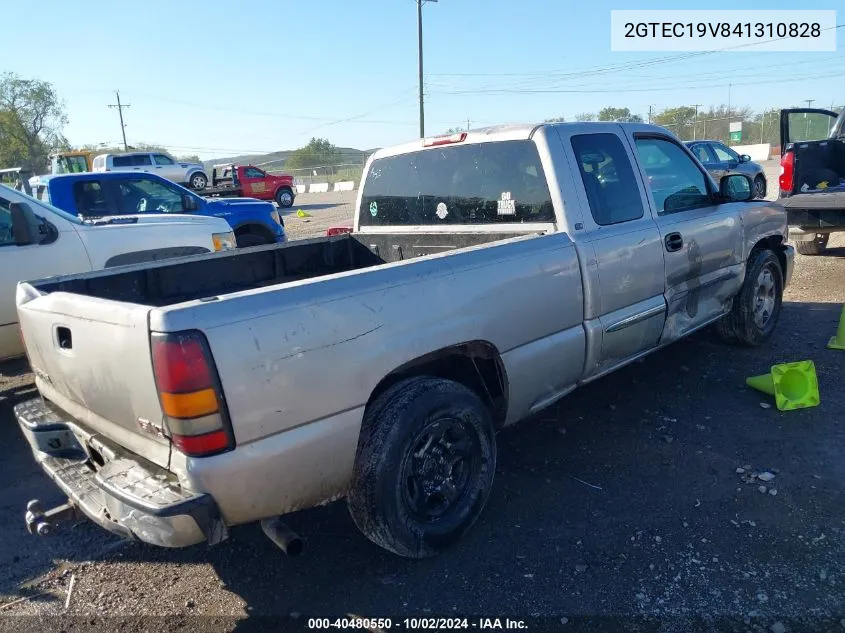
[189, 173, 208, 190]
[347, 377, 496, 558]
[715, 248, 783, 347]
[753, 175, 766, 199]
[796, 234, 829, 256]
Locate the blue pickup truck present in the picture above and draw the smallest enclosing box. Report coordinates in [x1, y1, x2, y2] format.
[30, 171, 286, 247]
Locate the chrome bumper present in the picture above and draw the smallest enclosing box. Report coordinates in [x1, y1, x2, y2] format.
[15, 398, 226, 548]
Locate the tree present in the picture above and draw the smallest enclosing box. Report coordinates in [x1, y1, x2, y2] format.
[597, 107, 643, 123]
[285, 137, 338, 171]
[544, 116, 566, 123]
[0, 73, 67, 171]
[652, 106, 697, 139]
[575, 112, 597, 122]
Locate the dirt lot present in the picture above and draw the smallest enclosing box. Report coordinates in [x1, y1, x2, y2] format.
[2, 162, 845, 632]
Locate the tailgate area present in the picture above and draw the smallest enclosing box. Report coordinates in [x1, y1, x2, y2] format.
[17, 289, 172, 467]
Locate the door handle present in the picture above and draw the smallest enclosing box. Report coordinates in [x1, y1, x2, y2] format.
[665, 232, 684, 252]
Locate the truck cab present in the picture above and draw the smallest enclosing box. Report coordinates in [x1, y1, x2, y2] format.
[778, 106, 845, 255]
[39, 171, 286, 247]
[206, 163, 296, 208]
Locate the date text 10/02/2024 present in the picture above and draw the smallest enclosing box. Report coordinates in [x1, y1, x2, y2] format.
[307, 618, 529, 630]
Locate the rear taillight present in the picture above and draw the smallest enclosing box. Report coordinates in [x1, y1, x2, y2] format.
[779, 150, 795, 194]
[326, 225, 353, 236]
[151, 331, 234, 457]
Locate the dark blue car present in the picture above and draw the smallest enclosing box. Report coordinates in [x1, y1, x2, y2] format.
[31, 171, 286, 247]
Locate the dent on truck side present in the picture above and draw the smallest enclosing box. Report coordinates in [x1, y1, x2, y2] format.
[156, 232, 587, 523]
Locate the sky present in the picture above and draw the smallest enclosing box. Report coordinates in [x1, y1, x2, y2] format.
[3, 0, 842, 160]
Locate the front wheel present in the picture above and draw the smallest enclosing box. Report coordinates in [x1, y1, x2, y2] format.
[275, 188, 294, 208]
[189, 173, 208, 190]
[715, 248, 784, 347]
[347, 377, 496, 559]
[796, 234, 829, 256]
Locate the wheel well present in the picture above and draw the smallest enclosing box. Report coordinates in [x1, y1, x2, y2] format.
[275, 186, 293, 197]
[187, 169, 207, 180]
[366, 341, 509, 428]
[234, 222, 274, 242]
[750, 235, 786, 276]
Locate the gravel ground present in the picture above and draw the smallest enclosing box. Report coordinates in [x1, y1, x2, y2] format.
[1, 160, 844, 632]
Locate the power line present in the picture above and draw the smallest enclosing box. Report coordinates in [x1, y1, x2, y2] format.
[107, 90, 130, 151]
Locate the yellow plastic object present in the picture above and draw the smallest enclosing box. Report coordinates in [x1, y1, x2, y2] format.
[828, 305, 845, 350]
[747, 361, 820, 411]
[296, 209, 312, 218]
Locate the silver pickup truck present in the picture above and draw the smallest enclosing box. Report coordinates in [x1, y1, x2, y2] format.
[14, 122, 794, 559]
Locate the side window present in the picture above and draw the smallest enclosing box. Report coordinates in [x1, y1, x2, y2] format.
[154, 154, 175, 166]
[112, 156, 132, 167]
[690, 144, 713, 164]
[570, 133, 644, 226]
[244, 167, 264, 178]
[133, 155, 153, 166]
[712, 143, 737, 162]
[634, 137, 711, 215]
[73, 181, 110, 216]
[116, 178, 185, 214]
[0, 197, 13, 246]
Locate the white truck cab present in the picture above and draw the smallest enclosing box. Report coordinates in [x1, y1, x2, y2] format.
[0, 184, 235, 360]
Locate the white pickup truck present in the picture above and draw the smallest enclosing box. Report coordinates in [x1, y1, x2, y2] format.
[0, 184, 236, 360]
[14, 122, 793, 559]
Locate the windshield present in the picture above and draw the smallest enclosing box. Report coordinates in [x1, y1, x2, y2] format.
[359, 140, 555, 227]
[54, 155, 89, 174]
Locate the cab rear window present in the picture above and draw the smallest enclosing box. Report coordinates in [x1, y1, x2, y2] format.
[359, 140, 555, 226]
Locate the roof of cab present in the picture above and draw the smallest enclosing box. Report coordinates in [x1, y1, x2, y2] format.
[369, 121, 672, 160]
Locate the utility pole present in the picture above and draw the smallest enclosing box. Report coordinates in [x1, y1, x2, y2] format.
[692, 104, 702, 140]
[648, 105, 652, 124]
[417, 0, 438, 138]
[805, 99, 815, 108]
[108, 90, 130, 151]
[727, 83, 731, 119]
[466, 117, 471, 131]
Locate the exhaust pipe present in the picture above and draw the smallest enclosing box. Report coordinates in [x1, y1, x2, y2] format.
[260, 517, 304, 556]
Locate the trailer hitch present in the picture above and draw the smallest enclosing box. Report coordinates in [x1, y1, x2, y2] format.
[25, 499, 79, 536]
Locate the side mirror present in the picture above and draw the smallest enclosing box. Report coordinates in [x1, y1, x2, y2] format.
[10, 202, 43, 246]
[719, 174, 754, 202]
[182, 194, 199, 211]
[739, 154, 752, 163]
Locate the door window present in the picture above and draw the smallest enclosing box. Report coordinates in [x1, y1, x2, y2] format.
[153, 154, 175, 166]
[634, 137, 711, 215]
[786, 111, 837, 142]
[244, 167, 265, 178]
[711, 143, 738, 162]
[115, 178, 186, 214]
[73, 181, 111, 216]
[570, 133, 645, 226]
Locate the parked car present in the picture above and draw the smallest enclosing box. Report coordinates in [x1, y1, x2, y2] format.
[203, 163, 296, 208]
[31, 171, 286, 248]
[14, 122, 793, 559]
[684, 140, 768, 199]
[0, 183, 235, 360]
[92, 151, 209, 191]
[777, 106, 845, 255]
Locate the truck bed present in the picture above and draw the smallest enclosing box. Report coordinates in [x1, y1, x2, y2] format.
[29, 231, 536, 307]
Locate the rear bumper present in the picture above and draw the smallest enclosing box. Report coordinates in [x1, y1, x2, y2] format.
[15, 398, 226, 548]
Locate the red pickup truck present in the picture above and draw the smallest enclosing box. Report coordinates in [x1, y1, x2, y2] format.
[203, 163, 296, 208]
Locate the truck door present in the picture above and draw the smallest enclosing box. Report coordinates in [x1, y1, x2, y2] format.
[152, 153, 182, 183]
[779, 108, 844, 195]
[558, 127, 667, 378]
[629, 132, 744, 342]
[240, 166, 269, 197]
[0, 194, 89, 359]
